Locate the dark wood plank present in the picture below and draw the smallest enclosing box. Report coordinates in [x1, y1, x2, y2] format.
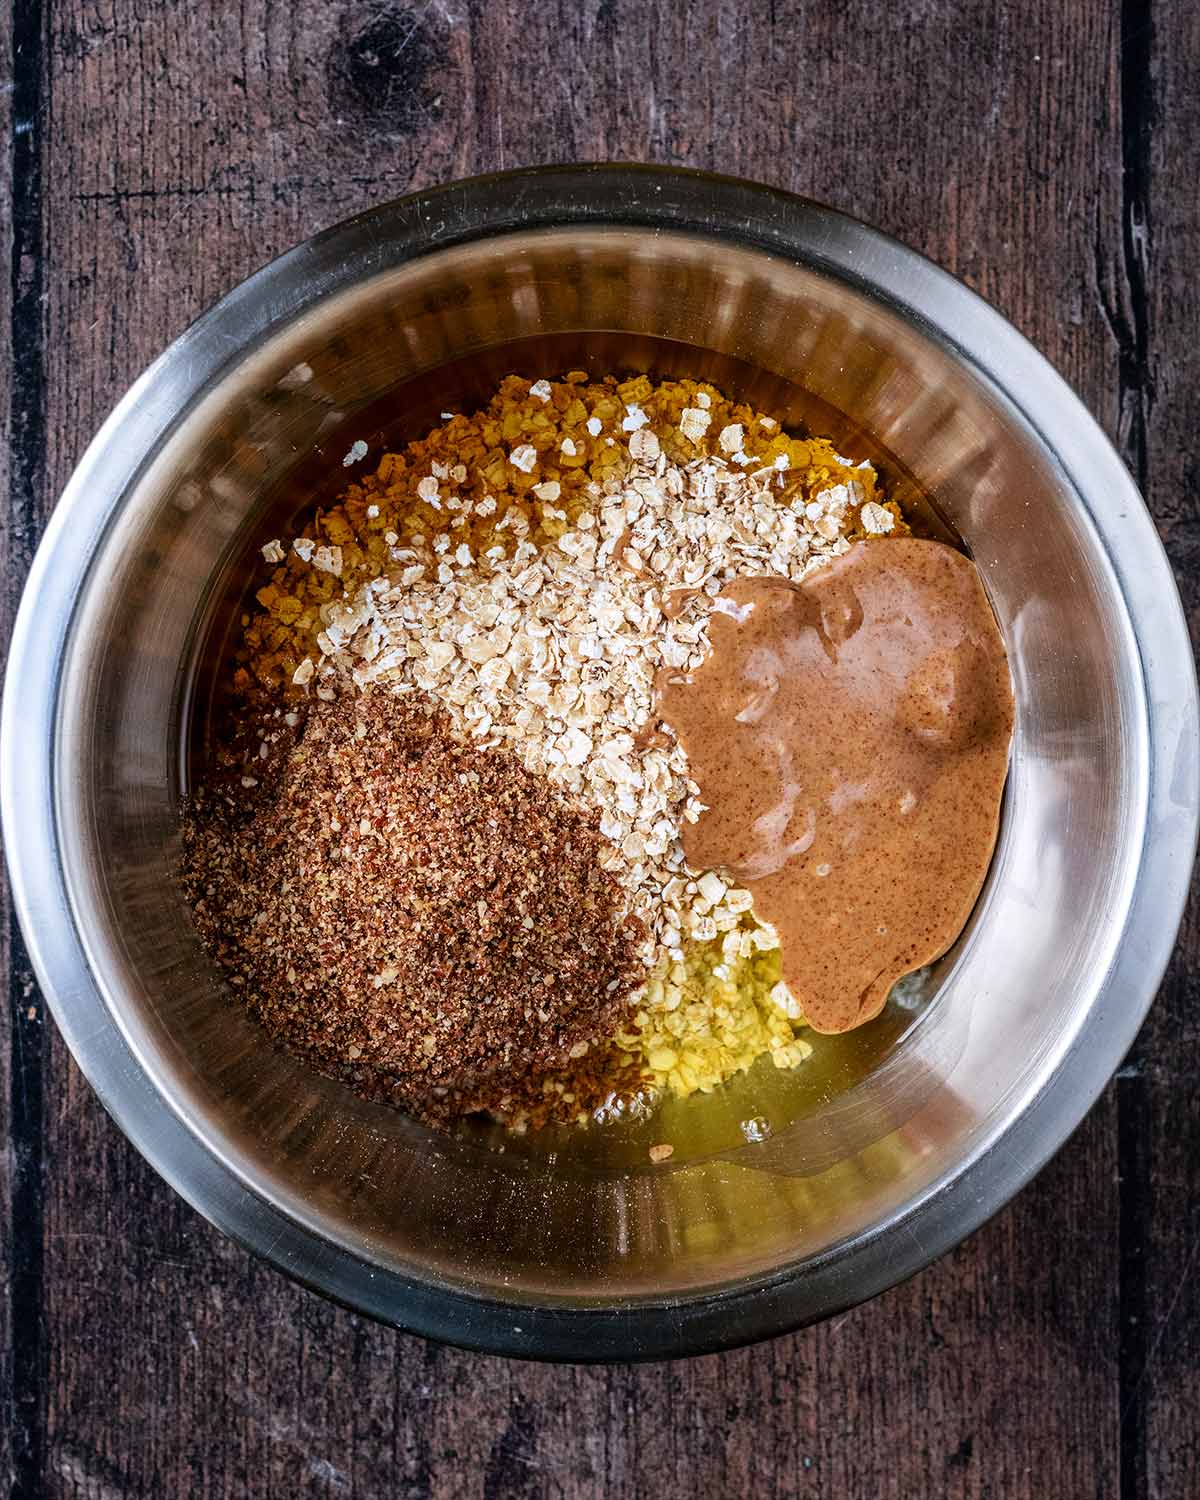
[0, 5, 15, 1492]
[1134, 5, 1200, 1497]
[7, 0, 1193, 1496]
[3, 3, 50, 1497]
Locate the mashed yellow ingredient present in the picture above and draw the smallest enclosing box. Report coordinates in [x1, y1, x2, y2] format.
[616, 922, 813, 1100]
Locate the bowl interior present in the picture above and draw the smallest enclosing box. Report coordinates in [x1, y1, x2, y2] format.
[54, 226, 1146, 1303]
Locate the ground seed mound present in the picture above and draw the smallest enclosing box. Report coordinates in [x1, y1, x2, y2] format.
[181, 687, 644, 1124]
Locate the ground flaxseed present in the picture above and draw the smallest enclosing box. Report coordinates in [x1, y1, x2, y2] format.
[181, 687, 646, 1126]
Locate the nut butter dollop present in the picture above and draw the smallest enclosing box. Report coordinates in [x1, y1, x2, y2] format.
[655, 538, 1015, 1034]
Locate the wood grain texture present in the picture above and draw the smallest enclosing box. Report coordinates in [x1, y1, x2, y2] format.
[4, 2, 48, 1496]
[0, 4, 14, 1492]
[1133, 3, 1200, 1496]
[1, 1, 1195, 1496]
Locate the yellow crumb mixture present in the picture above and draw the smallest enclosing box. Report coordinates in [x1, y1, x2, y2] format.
[239, 373, 898, 694]
[615, 923, 813, 1100]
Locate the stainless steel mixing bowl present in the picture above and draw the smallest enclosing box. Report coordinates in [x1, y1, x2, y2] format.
[3, 166, 1196, 1360]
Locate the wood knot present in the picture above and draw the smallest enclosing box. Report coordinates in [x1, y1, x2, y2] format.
[326, 4, 450, 137]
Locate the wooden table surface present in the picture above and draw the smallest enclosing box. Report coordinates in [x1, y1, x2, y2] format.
[2, 2, 1198, 1496]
